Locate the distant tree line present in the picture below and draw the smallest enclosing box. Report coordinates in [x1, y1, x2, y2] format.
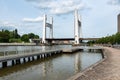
[87, 32, 120, 45]
[0, 29, 39, 43]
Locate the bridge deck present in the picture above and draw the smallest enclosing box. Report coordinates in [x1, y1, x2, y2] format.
[32, 38, 100, 41]
[46, 38, 100, 40]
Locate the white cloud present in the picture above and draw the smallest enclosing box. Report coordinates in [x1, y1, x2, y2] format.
[0, 21, 17, 30]
[25, 0, 89, 15]
[108, 0, 120, 5]
[23, 16, 43, 22]
[0, 21, 15, 27]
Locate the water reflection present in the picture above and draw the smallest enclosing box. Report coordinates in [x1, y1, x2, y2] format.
[75, 53, 81, 73]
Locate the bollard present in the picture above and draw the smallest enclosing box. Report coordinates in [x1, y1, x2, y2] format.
[28, 57, 31, 62]
[12, 60, 15, 66]
[16, 59, 21, 64]
[23, 58, 26, 63]
[2, 61, 7, 68]
[37, 55, 40, 59]
[32, 56, 35, 61]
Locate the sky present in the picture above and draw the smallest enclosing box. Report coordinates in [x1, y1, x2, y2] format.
[0, 0, 120, 38]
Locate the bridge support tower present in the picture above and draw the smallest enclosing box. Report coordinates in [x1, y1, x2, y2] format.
[42, 14, 53, 44]
[74, 10, 81, 45]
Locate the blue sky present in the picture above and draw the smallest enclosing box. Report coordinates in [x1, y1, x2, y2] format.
[0, 0, 120, 38]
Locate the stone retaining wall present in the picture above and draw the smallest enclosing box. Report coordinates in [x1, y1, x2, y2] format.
[0, 43, 36, 46]
[67, 47, 108, 80]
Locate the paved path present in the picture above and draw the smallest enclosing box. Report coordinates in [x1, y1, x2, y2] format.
[71, 47, 120, 80]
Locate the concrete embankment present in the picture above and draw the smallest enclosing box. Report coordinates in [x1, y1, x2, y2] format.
[0, 43, 36, 46]
[0, 50, 62, 68]
[68, 47, 120, 80]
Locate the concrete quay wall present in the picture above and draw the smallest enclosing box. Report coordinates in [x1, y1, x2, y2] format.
[0, 43, 36, 46]
[68, 47, 120, 80]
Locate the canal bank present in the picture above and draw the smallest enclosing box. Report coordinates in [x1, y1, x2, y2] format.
[0, 46, 102, 80]
[68, 47, 120, 80]
[0, 47, 102, 68]
[0, 43, 36, 46]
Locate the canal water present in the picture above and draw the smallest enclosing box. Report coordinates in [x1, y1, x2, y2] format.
[0, 45, 102, 80]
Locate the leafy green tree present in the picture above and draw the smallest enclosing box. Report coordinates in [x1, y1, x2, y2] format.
[34, 35, 39, 39]
[0, 29, 39, 43]
[9, 39, 22, 43]
[95, 32, 120, 45]
[21, 34, 29, 42]
[14, 29, 20, 38]
[115, 33, 120, 44]
[0, 32, 10, 42]
[28, 33, 39, 39]
[28, 33, 35, 39]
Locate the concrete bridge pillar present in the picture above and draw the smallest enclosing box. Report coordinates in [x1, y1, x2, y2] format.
[50, 17, 53, 39]
[42, 15, 53, 44]
[42, 14, 47, 44]
[74, 10, 81, 45]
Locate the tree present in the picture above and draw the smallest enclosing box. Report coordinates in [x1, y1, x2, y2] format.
[21, 34, 29, 42]
[34, 35, 39, 39]
[28, 33, 39, 39]
[28, 33, 35, 39]
[0, 32, 10, 42]
[14, 29, 20, 38]
[0, 29, 39, 43]
[95, 32, 120, 45]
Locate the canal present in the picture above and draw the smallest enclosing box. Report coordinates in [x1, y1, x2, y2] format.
[0, 45, 102, 80]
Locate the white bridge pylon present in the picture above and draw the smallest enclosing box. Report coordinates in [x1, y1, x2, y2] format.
[74, 10, 82, 44]
[42, 14, 53, 44]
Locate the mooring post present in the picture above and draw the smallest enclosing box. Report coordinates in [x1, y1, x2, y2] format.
[2, 61, 7, 68]
[32, 56, 35, 61]
[23, 58, 26, 63]
[16, 59, 21, 64]
[12, 60, 15, 66]
[28, 57, 31, 62]
[37, 55, 40, 59]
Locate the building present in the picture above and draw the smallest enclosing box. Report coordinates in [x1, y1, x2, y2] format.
[118, 14, 120, 33]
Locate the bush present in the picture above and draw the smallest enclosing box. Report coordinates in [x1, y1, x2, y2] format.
[9, 38, 22, 43]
